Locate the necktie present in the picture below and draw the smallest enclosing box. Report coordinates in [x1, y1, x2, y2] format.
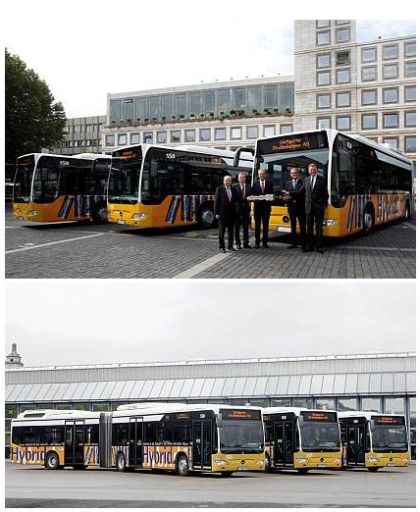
[241, 183, 245, 198]
[293, 179, 296, 190]
[226, 187, 231, 201]
[261, 181, 265, 193]
[311, 177, 315, 190]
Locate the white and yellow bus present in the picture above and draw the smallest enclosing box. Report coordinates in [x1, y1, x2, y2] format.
[107, 144, 253, 229]
[339, 411, 409, 471]
[11, 403, 265, 476]
[262, 407, 342, 473]
[13, 153, 111, 223]
[235, 129, 414, 237]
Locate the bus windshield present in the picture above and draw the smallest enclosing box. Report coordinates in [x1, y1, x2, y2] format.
[300, 422, 341, 452]
[108, 155, 142, 205]
[14, 156, 35, 203]
[219, 420, 264, 454]
[371, 425, 408, 452]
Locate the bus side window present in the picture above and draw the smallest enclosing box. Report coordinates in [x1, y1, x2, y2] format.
[264, 423, 273, 443]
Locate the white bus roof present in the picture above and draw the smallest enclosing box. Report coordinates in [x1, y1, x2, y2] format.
[262, 406, 337, 416]
[114, 402, 261, 418]
[18, 152, 110, 161]
[14, 409, 102, 421]
[338, 411, 405, 420]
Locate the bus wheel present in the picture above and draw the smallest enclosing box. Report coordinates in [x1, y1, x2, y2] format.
[93, 206, 108, 223]
[368, 467, 380, 472]
[176, 455, 189, 476]
[362, 206, 375, 234]
[404, 201, 411, 220]
[297, 468, 310, 474]
[116, 452, 127, 472]
[220, 471, 233, 477]
[198, 206, 215, 229]
[45, 451, 60, 470]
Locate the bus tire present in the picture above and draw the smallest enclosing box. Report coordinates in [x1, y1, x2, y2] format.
[198, 205, 215, 229]
[368, 467, 380, 472]
[116, 452, 127, 472]
[220, 471, 233, 477]
[176, 454, 189, 476]
[404, 200, 411, 220]
[93, 206, 108, 223]
[297, 468, 310, 474]
[45, 451, 60, 470]
[362, 204, 375, 234]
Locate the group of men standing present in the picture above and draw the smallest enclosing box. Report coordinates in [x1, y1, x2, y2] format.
[214, 164, 328, 254]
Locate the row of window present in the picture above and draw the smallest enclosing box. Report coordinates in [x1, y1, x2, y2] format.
[316, 26, 351, 46]
[317, 111, 416, 130]
[104, 124, 294, 147]
[316, 60, 416, 86]
[67, 123, 104, 134]
[316, 85, 416, 109]
[60, 139, 102, 148]
[361, 41, 416, 62]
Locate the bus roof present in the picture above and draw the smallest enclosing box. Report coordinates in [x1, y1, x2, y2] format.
[262, 406, 337, 416]
[114, 402, 261, 417]
[14, 409, 102, 421]
[338, 411, 405, 420]
[17, 152, 110, 161]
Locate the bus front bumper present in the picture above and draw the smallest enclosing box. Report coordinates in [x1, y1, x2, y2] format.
[107, 204, 151, 227]
[294, 451, 342, 469]
[366, 452, 409, 468]
[212, 453, 265, 472]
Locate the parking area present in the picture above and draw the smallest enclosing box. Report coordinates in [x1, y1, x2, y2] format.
[5, 206, 416, 279]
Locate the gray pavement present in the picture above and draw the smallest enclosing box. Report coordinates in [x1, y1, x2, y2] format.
[5, 461, 416, 508]
[5, 205, 416, 279]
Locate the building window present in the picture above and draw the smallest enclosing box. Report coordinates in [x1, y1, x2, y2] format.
[382, 87, 399, 104]
[117, 133, 127, 146]
[384, 397, 405, 415]
[336, 116, 351, 131]
[383, 44, 398, 60]
[362, 113, 377, 129]
[405, 85, 416, 102]
[405, 41, 416, 58]
[336, 68, 350, 84]
[315, 398, 336, 410]
[383, 63, 398, 80]
[246, 126, 258, 139]
[316, 20, 330, 28]
[362, 66, 377, 81]
[292, 398, 313, 408]
[157, 131, 167, 144]
[336, 91, 351, 107]
[336, 27, 350, 43]
[264, 86, 277, 107]
[383, 112, 399, 128]
[317, 93, 331, 109]
[317, 53, 331, 68]
[143, 132, 153, 144]
[336, 20, 350, 25]
[105, 134, 114, 146]
[230, 127, 242, 140]
[263, 125, 276, 137]
[215, 127, 226, 140]
[271, 398, 291, 407]
[337, 397, 357, 411]
[382, 137, 399, 149]
[317, 31, 331, 46]
[405, 136, 416, 152]
[405, 111, 416, 127]
[317, 117, 331, 129]
[405, 61, 416, 77]
[280, 124, 293, 134]
[336, 50, 350, 66]
[170, 130, 181, 143]
[362, 47, 377, 62]
[184, 129, 196, 142]
[92, 403, 109, 412]
[317, 70, 331, 86]
[361, 397, 382, 412]
[130, 132, 140, 144]
[361, 89, 377, 105]
[199, 128, 211, 141]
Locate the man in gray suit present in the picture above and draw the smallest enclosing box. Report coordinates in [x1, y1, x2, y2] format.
[233, 172, 252, 249]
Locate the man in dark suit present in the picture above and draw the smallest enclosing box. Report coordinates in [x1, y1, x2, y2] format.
[214, 175, 238, 252]
[233, 172, 252, 249]
[283, 168, 306, 249]
[250, 169, 274, 248]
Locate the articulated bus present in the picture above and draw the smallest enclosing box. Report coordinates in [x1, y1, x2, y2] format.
[107, 144, 253, 229]
[262, 408, 342, 473]
[339, 412, 409, 471]
[13, 153, 111, 223]
[235, 129, 414, 237]
[11, 403, 265, 476]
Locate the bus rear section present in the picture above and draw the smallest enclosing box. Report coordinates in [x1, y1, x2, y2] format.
[263, 408, 342, 473]
[107, 145, 252, 229]
[339, 412, 409, 471]
[13, 153, 111, 223]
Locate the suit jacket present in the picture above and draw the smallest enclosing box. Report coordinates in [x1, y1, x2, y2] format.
[214, 185, 238, 218]
[250, 180, 274, 213]
[303, 174, 329, 213]
[285, 178, 305, 215]
[233, 182, 251, 213]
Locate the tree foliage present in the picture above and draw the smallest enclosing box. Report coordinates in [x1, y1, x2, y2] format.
[5, 49, 67, 163]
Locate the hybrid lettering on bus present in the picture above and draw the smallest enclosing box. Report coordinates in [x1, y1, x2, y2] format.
[107, 145, 253, 229]
[262, 408, 342, 473]
[235, 129, 413, 237]
[13, 153, 111, 223]
[339, 412, 409, 471]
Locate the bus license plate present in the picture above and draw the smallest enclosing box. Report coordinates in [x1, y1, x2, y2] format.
[317, 464, 327, 468]
[387, 463, 396, 466]
[276, 227, 291, 233]
[238, 466, 248, 471]
[117, 220, 125, 225]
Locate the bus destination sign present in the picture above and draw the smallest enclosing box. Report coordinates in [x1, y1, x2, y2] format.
[117, 148, 142, 161]
[221, 409, 260, 420]
[302, 411, 336, 422]
[373, 416, 405, 426]
[257, 132, 329, 156]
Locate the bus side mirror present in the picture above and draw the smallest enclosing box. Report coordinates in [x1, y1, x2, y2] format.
[233, 147, 255, 167]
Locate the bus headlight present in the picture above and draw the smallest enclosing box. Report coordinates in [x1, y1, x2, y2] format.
[296, 457, 308, 464]
[257, 460, 265, 466]
[132, 213, 148, 221]
[323, 219, 336, 226]
[27, 210, 39, 216]
[214, 458, 227, 465]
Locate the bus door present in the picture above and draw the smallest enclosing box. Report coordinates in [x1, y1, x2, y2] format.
[65, 421, 85, 466]
[129, 417, 143, 466]
[346, 424, 367, 465]
[192, 420, 212, 469]
[274, 421, 294, 466]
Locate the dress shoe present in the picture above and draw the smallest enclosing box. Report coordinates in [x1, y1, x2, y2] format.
[228, 247, 236, 251]
[244, 244, 252, 249]
[235, 245, 242, 250]
[288, 244, 297, 249]
[219, 248, 226, 253]
[316, 247, 324, 254]
[262, 244, 269, 249]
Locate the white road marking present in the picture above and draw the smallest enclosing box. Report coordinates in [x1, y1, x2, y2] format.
[6, 233, 106, 254]
[172, 252, 232, 279]
[340, 245, 415, 253]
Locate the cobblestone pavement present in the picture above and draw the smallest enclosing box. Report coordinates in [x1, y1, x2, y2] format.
[5, 206, 416, 279]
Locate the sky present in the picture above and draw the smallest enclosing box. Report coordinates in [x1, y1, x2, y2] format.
[5, 281, 415, 367]
[3, 1, 416, 117]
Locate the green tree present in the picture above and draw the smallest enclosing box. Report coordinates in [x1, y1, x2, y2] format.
[5, 49, 67, 164]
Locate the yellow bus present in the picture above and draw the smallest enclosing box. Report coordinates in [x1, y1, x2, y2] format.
[13, 153, 111, 223]
[235, 129, 414, 237]
[262, 407, 342, 473]
[107, 144, 253, 228]
[11, 403, 265, 476]
[339, 412, 409, 471]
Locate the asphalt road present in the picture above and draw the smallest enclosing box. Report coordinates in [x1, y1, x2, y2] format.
[5, 205, 416, 279]
[5, 461, 416, 508]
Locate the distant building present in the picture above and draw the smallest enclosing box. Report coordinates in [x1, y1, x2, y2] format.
[5, 343, 23, 369]
[54, 115, 106, 155]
